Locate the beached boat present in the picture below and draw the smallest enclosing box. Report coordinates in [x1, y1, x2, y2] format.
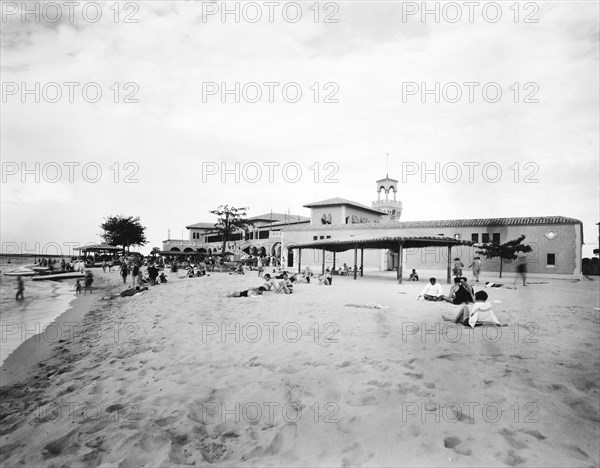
[32, 266, 50, 272]
[31, 272, 85, 281]
[3, 270, 37, 277]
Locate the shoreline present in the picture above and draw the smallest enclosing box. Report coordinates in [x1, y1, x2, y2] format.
[0, 273, 120, 387]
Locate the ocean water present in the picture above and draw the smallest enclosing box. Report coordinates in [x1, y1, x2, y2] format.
[0, 260, 77, 367]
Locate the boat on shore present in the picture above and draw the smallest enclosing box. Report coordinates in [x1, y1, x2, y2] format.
[31, 272, 85, 281]
[3, 270, 37, 277]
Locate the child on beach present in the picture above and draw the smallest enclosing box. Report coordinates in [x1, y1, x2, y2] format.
[468, 257, 482, 282]
[452, 258, 464, 277]
[75, 279, 82, 294]
[409, 269, 419, 281]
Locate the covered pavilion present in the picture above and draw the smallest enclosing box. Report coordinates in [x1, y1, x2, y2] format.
[288, 236, 475, 283]
[73, 244, 122, 257]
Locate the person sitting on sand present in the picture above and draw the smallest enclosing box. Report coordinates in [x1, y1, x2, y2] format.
[441, 277, 474, 304]
[442, 291, 501, 327]
[409, 269, 419, 281]
[228, 286, 266, 297]
[417, 277, 444, 301]
[276, 275, 296, 294]
[318, 268, 332, 285]
[159, 272, 168, 283]
[262, 274, 277, 291]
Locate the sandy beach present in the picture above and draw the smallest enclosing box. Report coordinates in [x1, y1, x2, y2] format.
[0, 270, 598, 467]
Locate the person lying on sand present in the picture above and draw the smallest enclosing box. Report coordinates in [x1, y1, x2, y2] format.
[417, 277, 444, 301]
[228, 286, 266, 297]
[485, 281, 516, 289]
[120, 286, 149, 297]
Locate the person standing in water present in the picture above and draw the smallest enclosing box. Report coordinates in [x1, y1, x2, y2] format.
[15, 276, 24, 300]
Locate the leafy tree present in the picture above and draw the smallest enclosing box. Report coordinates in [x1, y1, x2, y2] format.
[209, 205, 248, 257]
[100, 215, 148, 254]
[150, 247, 161, 257]
[477, 234, 532, 278]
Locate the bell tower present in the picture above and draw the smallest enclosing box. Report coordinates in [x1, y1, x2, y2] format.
[372, 174, 402, 221]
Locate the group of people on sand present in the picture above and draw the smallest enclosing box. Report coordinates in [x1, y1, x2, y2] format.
[417, 276, 502, 327]
[119, 262, 167, 287]
[228, 266, 334, 297]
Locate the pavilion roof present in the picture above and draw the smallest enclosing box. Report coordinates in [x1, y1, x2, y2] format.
[288, 236, 474, 252]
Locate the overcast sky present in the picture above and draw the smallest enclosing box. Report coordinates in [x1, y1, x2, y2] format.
[1, 1, 598, 257]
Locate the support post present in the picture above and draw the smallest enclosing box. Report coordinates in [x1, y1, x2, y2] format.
[397, 241, 403, 283]
[360, 248, 364, 277]
[322, 249, 326, 275]
[353, 244, 358, 280]
[298, 249, 302, 274]
[447, 246, 452, 284]
[333, 252, 336, 272]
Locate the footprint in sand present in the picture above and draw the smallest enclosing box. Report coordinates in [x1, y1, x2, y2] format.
[43, 429, 79, 458]
[443, 436, 472, 456]
[404, 372, 423, 380]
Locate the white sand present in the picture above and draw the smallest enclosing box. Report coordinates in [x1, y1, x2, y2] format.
[0, 270, 598, 467]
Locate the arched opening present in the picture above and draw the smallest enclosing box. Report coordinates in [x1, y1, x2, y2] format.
[170, 247, 181, 252]
[198, 248, 207, 254]
[259, 247, 267, 256]
[326, 213, 332, 224]
[251, 247, 258, 256]
[287, 250, 294, 267]
[183, 248, 194, 253]
[272, 242, 281, 257]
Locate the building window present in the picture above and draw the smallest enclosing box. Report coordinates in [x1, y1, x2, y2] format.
[258, 231, 270, 239]
[345, 216, 349, 224]
[313, 236, 318, 241]
[319, 236, 324, 240]
[326, 236, 331, 239]
[471, 233, 479, 243]
[547, 253, 556, 266]
[492, 233, 500, 244]
[482, 233, 490, 243]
